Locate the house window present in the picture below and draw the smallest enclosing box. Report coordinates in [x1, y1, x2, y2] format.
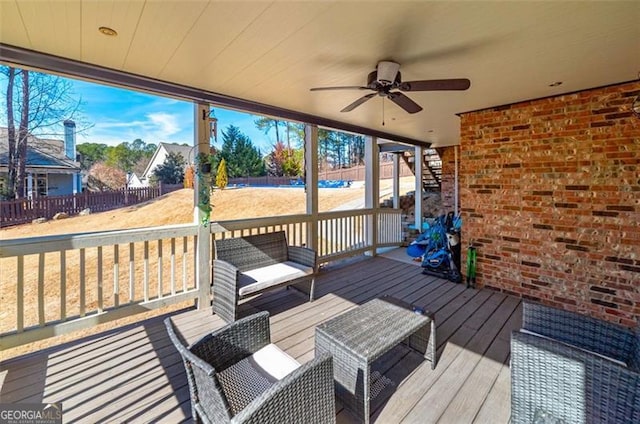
[25, 173, 48, 197]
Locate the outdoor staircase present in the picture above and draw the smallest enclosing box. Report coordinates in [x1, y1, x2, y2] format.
[401, 148, 442, 192]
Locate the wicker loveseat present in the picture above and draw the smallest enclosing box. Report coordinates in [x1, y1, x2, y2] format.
[511, 301, 640, 424]
[212, 231, 317, 323]
[165, 311, 335, 424]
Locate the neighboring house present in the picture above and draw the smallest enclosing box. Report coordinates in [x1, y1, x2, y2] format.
[0, 120, 82, 198]
[139, 142, 193, 187]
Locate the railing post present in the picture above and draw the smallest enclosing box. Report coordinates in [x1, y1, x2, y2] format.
[194, 102, 212, 309]
[414, 145, 423, 232]
[392, 153, 400, 209]
[365, 136, 379, 254]
[305, 124, 318, 250]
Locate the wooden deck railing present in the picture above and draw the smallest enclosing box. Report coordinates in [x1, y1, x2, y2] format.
[0, 224, 199, 349]
[0, 209, 402, 349]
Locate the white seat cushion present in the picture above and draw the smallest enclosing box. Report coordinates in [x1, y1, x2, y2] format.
[238, 261, 314, 296]
[216, 343, 301, 415]
[250, 343, 301, 380]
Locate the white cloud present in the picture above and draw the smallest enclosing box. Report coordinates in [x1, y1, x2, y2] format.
[146, 112, 180, 136]
[94, 119, 147, 130]
[82, 113, 190, 146]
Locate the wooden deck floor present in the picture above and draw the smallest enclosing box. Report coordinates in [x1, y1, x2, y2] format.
[0, 254, 521, 423]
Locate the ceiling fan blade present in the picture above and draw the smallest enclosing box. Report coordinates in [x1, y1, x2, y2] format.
[400, 78, 471, 91]
[341, 93, 376, 112]
[310, 86, 370, 92]
[387, 92, 423, 114]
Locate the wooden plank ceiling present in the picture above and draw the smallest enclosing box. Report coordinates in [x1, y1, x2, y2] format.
[1, 1, 639, 146]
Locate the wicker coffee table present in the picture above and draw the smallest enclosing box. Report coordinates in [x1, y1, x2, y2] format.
[315, 295, 436, 424]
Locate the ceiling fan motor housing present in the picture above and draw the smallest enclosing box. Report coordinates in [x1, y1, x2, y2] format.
[376, 61, 401, 85]
[368, 70, 401, 88]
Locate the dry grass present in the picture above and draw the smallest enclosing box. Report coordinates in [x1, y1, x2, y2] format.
[0, 178, 415, 360]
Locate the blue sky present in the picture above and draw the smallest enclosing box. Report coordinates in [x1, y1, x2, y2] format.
[70, 79, 276, 152]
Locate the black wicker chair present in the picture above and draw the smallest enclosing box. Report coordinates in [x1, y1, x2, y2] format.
[165, 311, 335, 423]
[511, 301, 640, 424]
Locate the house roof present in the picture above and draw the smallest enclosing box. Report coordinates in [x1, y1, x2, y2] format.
[141, 142, 193, 180]
[0, 2, 638, 147]
[161, 143, 194, 163]
[0, 128, 80, 171]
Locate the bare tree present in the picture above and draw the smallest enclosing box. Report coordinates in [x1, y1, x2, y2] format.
[1, 66, 87, 198]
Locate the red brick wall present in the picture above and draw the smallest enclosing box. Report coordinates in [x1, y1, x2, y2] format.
[459, 81, 640, 326]
[438, 147, 457, 212]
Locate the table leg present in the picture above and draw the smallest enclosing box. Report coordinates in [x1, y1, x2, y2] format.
[428, 318, 437, 369]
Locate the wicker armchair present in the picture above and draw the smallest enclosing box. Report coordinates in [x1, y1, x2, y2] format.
[165, 312, 335, 424]
[511, 301, 640, 424]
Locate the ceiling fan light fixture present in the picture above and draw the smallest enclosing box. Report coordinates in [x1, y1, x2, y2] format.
[98, 26, 118, 37]
[377, 61, 401, 85]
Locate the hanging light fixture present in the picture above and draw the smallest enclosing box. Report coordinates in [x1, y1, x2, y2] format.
[209, 109, 218, 142]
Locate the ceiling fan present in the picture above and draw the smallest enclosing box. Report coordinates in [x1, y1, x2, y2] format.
[310, 61, 470, 114]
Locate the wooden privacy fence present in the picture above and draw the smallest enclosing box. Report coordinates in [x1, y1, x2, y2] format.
[228, 161, 414, 187]
[0, 184, 183, 228]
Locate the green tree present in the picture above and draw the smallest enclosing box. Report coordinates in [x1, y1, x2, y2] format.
[266, 140, 302, 177]
[101, 139, 156, 173]
[105, 143, 135, 171]
[152, 152, 185, 185]
[254, 116, 304, 149]
[218, 125, 265, 178]
[317, 129, 364, 170]
[216, 158, 228, 189]
[283, 148, 303, 176]
[254, 117, 283, 145]
[77, 142, 108, 170]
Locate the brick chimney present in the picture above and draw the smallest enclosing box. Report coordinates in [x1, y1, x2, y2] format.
[63, 119, 76, 160]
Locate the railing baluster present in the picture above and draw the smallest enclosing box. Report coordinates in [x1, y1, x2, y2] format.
[144, 241, 149, 302]
[97, 246, 103, 313]
[182, 236, 188, 292]
[38, 253, 45, 327]
[157, 239, 163, 299]
[170, 238, 176, 295]
[80, 248, 86, 317]
[192, 235, 197, 291]
[351, 215, 355, 249]
[17, 256, 24, 332]
[113, 245, 119, 307]
[129, 243, 135, 303]
[330, 218, 335, 255]
[60, 251, 66, 321]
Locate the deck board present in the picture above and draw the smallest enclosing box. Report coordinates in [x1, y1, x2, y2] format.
[0, 254, 520, 423]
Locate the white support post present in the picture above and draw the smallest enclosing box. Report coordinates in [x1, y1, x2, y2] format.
[414, 145, 423, 232]
[365, 136, 380, 254]
[392, 153, 400, 209]
[305, 124, 319, 251]
[194, 102, 211, 309]
[27, 173, 33, 199]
